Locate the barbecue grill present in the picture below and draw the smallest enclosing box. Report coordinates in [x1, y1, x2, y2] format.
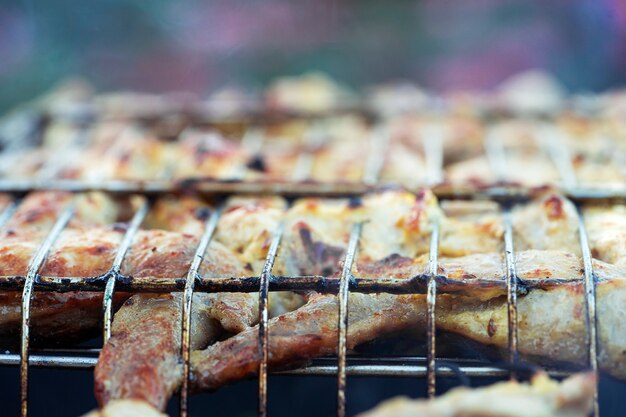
[0, 87, 624, 417]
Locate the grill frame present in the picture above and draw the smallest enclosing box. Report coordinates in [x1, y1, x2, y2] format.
[0, 103, 622, 417]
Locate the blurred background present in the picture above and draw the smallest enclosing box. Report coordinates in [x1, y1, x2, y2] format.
[2, 0, 626, 114]
[1, 1, 626, 416]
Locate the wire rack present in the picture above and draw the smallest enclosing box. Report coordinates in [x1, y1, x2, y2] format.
[0, 103, 623, 417]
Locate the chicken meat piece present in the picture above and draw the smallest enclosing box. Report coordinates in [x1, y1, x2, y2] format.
[584, 203, 626, 266]
[189, 190, 626, 391]
[95, 195, 286, 411]
[190, 253, 626, 390]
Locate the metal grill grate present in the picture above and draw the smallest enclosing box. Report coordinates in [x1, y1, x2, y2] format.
[0, 191, 604, 417]
[0, 103, 620, 417]
[0, 103, 624, 200]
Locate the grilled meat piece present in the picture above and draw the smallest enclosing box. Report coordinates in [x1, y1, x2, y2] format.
[357, 372, 595, 417]
[584, 203, 626, 266]
[189, 190, 626, 390]
[437, 277, 626, 380]
[0, 191, 123, 343]
[95, 291, 257, 410]
[0, 192, 266, 344]
[189, 255, 626, 390]
[191, 291, 426, 390]
[95, 196, 284, 410]
[1, 189, 621, 413]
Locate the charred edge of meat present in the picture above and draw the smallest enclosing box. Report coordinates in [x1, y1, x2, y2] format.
[297, 224, 345, 277]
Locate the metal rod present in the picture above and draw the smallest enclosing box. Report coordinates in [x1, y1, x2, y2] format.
[0, 200, 18, 229]
[363, 126, 390, 185]
[0, 178, 621, 200]
[538, 124, 578, 189]
[179, 205, 223, 417]
[233, 127, 265, 180]
[241, 127, 265, 153]
[337, 223, 363, 417]
[0, 273, 580, 294]
[0, 352, 575, 378]
[258, 221, 285, 417]
[576, 206, 599, 417]
[20, 203, 74, 417]
[502, 206, 519, 379]
[421, 123, 445, 186]
[426, 218, 440, 398]
[292, 121, 326, 181]
[102, 200, 150, 342]
[484, 127, 508, 182]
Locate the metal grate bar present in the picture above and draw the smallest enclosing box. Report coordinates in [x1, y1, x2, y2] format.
[180, 204, 224, 417]
[0, 200, 19, 229]
[484, 127, 508, 182]
[337, 223, 363, 417]
[258, 221, 285, 417]
[20, 203, 74, 417]
[292, 121, 327, 181]
[241, 127, 265, 155]
[363, 126, 390, 185]
[502, 207, 519, 379]
[538, 124, 578, 189]
[0, 178, 621, 200]
[0, 352, 575, 378]
[0, 272, 582, 294]
[484, 125, 521, 380]
[102, 199, 151, 341]
[576, 206, 600, 417]
[426, 217, 440, 398]
[421, 123, 445, 186]
[233, 127, 265, 180]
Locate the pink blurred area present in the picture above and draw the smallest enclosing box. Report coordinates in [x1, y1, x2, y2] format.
[1, 0, 626, 111]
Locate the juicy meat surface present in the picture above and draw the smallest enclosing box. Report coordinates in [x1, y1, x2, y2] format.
[95, 291, 257, 410]
[95, 195, 282, 409]
[189, 256, 626, 391]
[191, 292, 427, 390]
[0, 191, 251, 343]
